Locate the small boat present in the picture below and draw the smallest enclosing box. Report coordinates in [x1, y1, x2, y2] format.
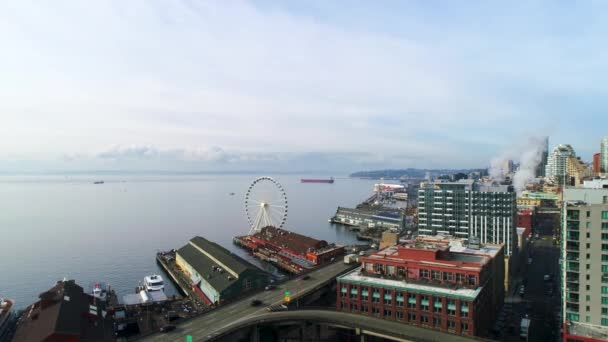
[93, 181, 104, 184]
[144, 274, 164, 292]
[91, 283, 107, 301]
[229, 192, 235, 196]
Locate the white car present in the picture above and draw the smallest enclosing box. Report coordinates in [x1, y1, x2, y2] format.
[527, 258, 533, 265]
[519, 286, 525, 296]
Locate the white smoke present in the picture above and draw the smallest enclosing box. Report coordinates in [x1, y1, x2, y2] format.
[512, 137, 546, 194]
[489, 136, 546, 195]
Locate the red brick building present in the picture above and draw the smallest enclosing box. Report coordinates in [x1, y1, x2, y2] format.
[337, 237, 504, 337]
[250, 226, 343, 265]
[517, 210, 534, 236]
[593, 153, 601, 175]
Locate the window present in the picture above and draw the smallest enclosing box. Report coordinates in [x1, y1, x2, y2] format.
[350, 287, 358, 300]
[341, 286, 347, 298]
[568, 210, 580, 220]
[420, 315, 429, 325]
[433, 317, 442, 327]
[446, 272, 454, 281]
[603, 196, 608, 204]
[373, 307, 380, 317]
[587, 211, 591, 218]
[432, 270, 441, 280]
[384, 309, 392, 318]
[421, 269, 430, 278]
[588, 223, 592, 229]
[603, 318, 608, 327]
[603, 233, 608, 241]
[362, 304, 369, 313]
[456, 273, 465, 283]
[604, 244, 608, 252]
[362, 289, 369, 301]
[408, 313, 417, 322]
[602, 255, 608, 262]
[603, 265, 608, 273]
[603, 287, 608, 295]
[468, 275, 476, 286]
[421, 295, 429, 311]
[447, 299, 456, 316]
[461, 322, 469, 333]
[434, 298, 443, 313]
[603, 211, 608, 220]
[387, 265, 395, 276]
[448, 320, 456, 330]
[408, 294, 417, 309]
[602, 307, 608, 315]
[602, 297, 608, 305]
[351, 303, 357, 312]
[397, 294, 404, 307]
[461, 303, 469, 317]
[372, 289, 380, 303]
[603, 223, 608, 230]
[397, 311, 404, 320]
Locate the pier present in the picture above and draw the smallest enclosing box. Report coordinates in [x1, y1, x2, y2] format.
[156, 251, 208, 310]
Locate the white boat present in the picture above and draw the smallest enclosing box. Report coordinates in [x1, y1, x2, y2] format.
[91, 283, 107, 301]
[144, 274, 164, 292]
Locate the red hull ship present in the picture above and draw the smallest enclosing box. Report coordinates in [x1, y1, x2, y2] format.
[301, 178, 334, 184]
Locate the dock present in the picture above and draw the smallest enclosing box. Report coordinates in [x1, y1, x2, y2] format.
[156, 251, 208, 310]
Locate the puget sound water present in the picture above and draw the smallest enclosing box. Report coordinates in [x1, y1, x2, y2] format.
[0, 174, 378, 309]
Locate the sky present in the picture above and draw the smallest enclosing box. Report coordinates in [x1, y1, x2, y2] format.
[1, 0, 608, 173]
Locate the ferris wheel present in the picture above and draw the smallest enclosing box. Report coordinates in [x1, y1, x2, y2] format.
[244, 177, 288, 235]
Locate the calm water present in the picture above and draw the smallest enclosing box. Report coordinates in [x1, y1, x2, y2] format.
[0, 174, 377, 309]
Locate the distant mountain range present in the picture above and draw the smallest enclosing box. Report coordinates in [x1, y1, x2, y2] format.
[350, 168, 485, 179]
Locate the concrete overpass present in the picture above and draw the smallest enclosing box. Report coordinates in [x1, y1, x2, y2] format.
[205, 309, 491, 342]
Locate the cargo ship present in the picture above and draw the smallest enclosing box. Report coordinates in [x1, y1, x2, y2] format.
[301, 177, 334, 184]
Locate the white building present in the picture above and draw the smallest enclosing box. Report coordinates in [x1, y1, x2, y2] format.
[545, 144, 576, 183]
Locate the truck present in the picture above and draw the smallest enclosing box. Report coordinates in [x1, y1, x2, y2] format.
[344, 254, 356, 264]
[520, 317, 531, 339]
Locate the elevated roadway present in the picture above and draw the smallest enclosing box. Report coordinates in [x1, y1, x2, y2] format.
[144, 260, 357, 341]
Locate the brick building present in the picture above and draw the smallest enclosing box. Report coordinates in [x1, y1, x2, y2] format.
[337, 236, 504, 337]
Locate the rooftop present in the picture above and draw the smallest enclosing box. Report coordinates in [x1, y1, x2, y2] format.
[567, 322, 608, 341]
[12, 280, 114, 342]
[338, 269, 481, 300]
[189, 236, 258, 275]
[252, 226, 327, 256]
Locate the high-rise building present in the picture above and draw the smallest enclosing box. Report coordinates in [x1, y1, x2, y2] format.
[535, 136, 549, 178]
[601, 137, 608, 173]
[545, 144, 576, 184]
[566, 156, 592, 186]
[417, 180, 517, 257]
[337, 236, 504, 337]
[562, 184, 608, 342]
[594, 153, 602, 175]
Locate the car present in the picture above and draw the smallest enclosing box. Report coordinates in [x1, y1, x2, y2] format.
[264, 285, 276, 291]
[159, 325, 176, 333]
[544, 274, 551, 281]
[527, 258, 533, 265]
[300, 275, 311, 280]
[250, 299, 263, 306]
[164, 311, 179, 322]
[519, 286, 525, 296]
[359, 251, 365, 256]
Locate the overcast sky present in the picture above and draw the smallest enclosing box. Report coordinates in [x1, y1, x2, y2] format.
[1, 1, 607, 173]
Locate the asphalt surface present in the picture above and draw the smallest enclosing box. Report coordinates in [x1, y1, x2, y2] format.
[144, 260, 357, 341]
[501, 215, 561, 342]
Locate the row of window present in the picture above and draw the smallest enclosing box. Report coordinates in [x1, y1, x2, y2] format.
[363, 263, 478, 286]
[340, 303, 469, 332]
[567, 210, 608, 221]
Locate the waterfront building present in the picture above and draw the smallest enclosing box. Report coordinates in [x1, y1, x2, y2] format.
[594, 153, 602, 176]
[562, 186, 608, 341]
[417, 180, 517, 257]
[249, 226, 344, 265]
[12, 280, 114, 342]
[336, 236, 504, 337]
[546, 144, 577, 183]
[176, 236, 268, 305]
[332, 206, 406, 232]
[602, 137, 608, 174]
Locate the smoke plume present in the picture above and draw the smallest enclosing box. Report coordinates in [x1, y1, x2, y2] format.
[489, 136, 547, 195]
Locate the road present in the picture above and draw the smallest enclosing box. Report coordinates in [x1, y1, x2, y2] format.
[503, 214, 561, 342]
[144, 261, 357, 341]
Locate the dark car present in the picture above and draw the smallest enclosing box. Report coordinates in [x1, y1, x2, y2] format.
[251, 299, 263, 306]
[164, 311, 179, 322]
[265, 285, 276, 291]
[300, 275, 311, 280]
[160, 325, 176, 333]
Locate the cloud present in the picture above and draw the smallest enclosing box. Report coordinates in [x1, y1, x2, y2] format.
[0, 1, 606, 171]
